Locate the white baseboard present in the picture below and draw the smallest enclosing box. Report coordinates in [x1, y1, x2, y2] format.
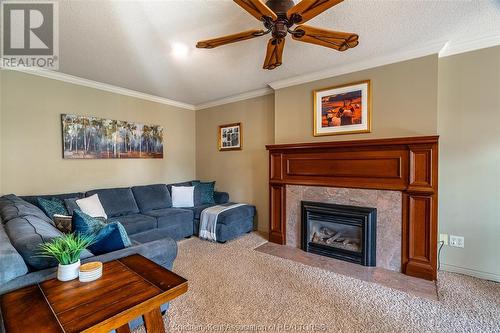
[440, 264, 500, 283]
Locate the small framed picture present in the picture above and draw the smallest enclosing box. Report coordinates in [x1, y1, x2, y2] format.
[313, 80, 371, 136]
[218, 123, 242, 151]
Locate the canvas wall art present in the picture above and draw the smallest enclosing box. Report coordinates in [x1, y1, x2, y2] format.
[62, 114, 164, 159]
[218, 123, 242, 151]
[313, 80, 371, 136]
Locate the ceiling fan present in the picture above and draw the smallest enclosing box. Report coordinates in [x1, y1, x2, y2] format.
[196, 0, 359, 70]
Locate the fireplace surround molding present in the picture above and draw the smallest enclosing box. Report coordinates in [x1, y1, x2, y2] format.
[266, 136, 439, 281]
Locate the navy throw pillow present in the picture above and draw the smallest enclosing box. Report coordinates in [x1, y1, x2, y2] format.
[192, 181, 216, 205]
[72, 210, 131, 255]
[88, 222, 131, 255]
[37, 197, 69, 220]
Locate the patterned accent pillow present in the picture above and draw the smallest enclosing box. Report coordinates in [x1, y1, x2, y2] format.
[72, 209, 105, 235]
[53, 214, 72, 233]
[192, 181, 216, 205]
[37, 197, 69, 220]
[72, 210, 130, 255]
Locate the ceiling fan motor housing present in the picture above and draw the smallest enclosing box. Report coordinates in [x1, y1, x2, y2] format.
[264, 0, 296, 15]
[264, 0, 298, 38]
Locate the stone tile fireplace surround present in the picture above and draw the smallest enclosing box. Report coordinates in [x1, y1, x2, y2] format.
[286, 185, 402, 272]
[266, 136, 439, 281]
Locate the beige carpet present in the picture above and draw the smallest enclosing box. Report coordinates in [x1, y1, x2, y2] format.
[135, 233, 500, 333]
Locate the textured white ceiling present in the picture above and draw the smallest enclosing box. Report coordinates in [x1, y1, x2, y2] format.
[57, 0, 500, 105]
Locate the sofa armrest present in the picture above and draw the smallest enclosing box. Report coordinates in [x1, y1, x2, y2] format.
[0, 226, 29, 286]
[88, 237, 178, 269]
[0, 238, 178, 296]
[214, 191, 229, 204]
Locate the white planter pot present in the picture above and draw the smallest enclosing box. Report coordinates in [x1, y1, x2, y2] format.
[57, 260, 81, 281]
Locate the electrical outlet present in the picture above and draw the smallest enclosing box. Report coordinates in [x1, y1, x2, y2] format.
[450, 235, 464, 248]
[439, 233, 449, 245]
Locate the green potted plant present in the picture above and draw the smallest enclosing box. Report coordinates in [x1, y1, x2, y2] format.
[39, 233, 94, 281]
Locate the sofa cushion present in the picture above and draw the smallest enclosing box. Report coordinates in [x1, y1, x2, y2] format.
[108, 214, 157, 235]
[86, 188, 140, 218]
[215, 204, 256, 225]
[214, 191, 230, 204]
[130, 228, 179, 244]
[190, 203, 255, 224]
[185, 204, 217, 220]
[0, 223, 28, 284]
[132, 184, 172, 212]
[194, 214, 254, 242]
[0, 194, 54, 225]
[20, 192, 85, 208]
[4, 215, 92, 270]
[145, 208, 193, 240]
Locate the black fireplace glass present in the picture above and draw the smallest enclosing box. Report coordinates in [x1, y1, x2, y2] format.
[301, 201, 377, 266]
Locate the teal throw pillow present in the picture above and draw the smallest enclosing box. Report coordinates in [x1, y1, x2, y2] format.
[72, 210, 131, 255]
[72, 209, 106, 235]
[37, 197, 69, 220]
[192, 181, 215, 205]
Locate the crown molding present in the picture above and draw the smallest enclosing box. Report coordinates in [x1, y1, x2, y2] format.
[438, 33, 500, 58]
[8, 67, 196, 110]
[268, 39, 447, 90]
[194, 87, 274, 110]
[6, 33, 499, 111]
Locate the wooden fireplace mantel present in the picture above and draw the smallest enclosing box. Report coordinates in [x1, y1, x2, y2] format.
[266, 136, 439, 281]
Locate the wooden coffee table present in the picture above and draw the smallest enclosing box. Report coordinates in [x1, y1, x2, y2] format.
[0, 254, 188, 333]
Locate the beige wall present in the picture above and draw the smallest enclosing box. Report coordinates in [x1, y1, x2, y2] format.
[438, 46, 500, 280]
[2, 48, 499, 281]
[274, 55, 438, 143]
[0, 70, 196, 195]
[0, 70, 3, 193]
[196, 95, 275, 232]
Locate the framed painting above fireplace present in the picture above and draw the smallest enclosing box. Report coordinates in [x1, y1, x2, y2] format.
[313, 80, 371, 136]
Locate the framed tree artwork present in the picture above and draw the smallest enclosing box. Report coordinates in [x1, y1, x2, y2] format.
[61, 114, 164, 159]
[218, 123, 242, 151]
[313, 80, 371, 136]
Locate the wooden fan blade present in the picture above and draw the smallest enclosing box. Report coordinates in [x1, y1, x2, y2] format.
[234, 0, 278, 21]
[196, 29, 265, 49]
[263, 38, 285, 70]
[292, 25, 359, 51]
[287, 0, 343, 24]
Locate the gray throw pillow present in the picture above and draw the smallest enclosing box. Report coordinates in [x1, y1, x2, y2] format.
[64, 197, 80, 215]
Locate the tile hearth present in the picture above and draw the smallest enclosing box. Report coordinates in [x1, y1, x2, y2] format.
[255, 242, 438, 301]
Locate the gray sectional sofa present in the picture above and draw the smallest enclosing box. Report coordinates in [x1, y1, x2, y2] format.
[0, 180, 255, 332]
[0, 180, 255, 295]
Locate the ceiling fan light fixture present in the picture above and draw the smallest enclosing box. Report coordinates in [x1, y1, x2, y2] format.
[171, 42, 190, 58]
